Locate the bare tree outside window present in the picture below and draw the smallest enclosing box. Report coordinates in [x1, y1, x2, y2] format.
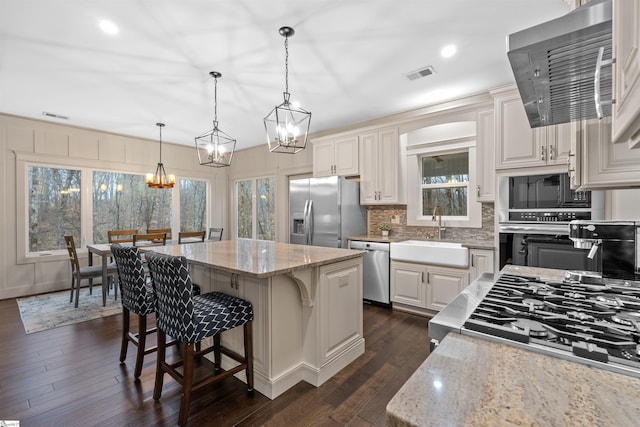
[236, 180, 253, 239]
[236, 177, 275, 240]
[180, 179, 207, 232]
[257, 177, 275, 240]
[421, 152, 469, 217]
[28, 166, 82, 251]
[93, 171, 172, 243]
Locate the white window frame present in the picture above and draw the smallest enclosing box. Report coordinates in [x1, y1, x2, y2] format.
[233, 175, 276, 241]
[404, 122, 482, 228]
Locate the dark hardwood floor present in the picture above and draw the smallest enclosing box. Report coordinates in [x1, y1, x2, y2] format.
[0, 296, 430, 426]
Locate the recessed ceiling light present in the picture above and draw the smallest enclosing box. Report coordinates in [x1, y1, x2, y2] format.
[441, 44, 457, 58]
[99, 20, 119, 35]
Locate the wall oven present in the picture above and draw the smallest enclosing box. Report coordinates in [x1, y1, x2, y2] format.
[498, 173, 604, 271]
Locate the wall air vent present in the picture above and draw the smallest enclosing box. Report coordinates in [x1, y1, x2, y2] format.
[42, 111, 69, 120]
[405, 66, 436, 81]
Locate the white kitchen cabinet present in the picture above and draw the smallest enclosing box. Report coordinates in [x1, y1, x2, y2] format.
[425, 266, 468, 312]
[612, 0, 640, 148]
[391, 260, 468, 313]
[573, 116, 640, 189]
[359, 126, 404, 204]
[476, 108, 495, 201]
[493, 86, 571, 169]
[469, 249, 495, 282]
[312, 135, 359, 177]
[390, 261, 427, 308]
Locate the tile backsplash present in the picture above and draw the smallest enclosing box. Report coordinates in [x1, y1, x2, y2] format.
[368, 203, 495, 243]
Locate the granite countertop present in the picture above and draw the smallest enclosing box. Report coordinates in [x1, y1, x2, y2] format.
[386, 333, 640, 427]
[146, 239, 363, 278]
[347, 235, 495, 250]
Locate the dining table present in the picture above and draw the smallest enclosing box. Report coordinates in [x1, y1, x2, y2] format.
[86, 240, 176, 305]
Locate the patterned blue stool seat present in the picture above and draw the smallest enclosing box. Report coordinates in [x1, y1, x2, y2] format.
[111, 244, 159, 380]
[146, 251, 254, 427]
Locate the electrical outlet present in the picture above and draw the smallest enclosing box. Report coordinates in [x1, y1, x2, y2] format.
[391, 215, 400, 224]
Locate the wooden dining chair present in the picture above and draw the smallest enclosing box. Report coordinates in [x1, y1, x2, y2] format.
[147, 228, 172, 240]
[108, 229, 139, 244]
[178, 230, 206, 244]
[208, 227, 223, 241]
[132, 232, 167, 247]
[64, 235, 117, 308]
[146, 252, 254, 426]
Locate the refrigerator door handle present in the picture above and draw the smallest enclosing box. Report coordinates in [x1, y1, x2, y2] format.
[302, 200, 309, 244]
[307, 200, 314, 245]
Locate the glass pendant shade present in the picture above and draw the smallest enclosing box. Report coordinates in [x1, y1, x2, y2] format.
[264, 92, 311, 154]
[264, 26, 311, 154]
[147, 122, 175, 189]
[195, 71, 236, 167]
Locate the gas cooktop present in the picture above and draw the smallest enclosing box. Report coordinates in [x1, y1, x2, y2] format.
[462, 273, 640, 378]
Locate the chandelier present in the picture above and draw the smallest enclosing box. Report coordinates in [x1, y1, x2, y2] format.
[146, 122, 175, 189]
[195, 71, 236, 167]
[264, 26, 311, 154]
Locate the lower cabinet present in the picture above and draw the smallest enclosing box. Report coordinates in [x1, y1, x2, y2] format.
[469, 249, 495, 282]
[391, 260, 468, 314]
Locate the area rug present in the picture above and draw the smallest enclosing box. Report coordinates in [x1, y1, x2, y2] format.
[17, 288, 122, 334]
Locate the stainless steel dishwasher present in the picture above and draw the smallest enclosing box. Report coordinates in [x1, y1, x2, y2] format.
[350, 240, 390, 306]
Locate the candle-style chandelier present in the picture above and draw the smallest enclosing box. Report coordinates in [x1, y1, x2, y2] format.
[263, 26, 311, 154]
[146, 122, 175, 189]
[195, 71, 236, 167]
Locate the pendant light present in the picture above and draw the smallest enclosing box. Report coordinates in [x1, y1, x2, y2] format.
[195, 71, 236, 167]
[146, 122, 175, 189]
[264, 26, 311, 154]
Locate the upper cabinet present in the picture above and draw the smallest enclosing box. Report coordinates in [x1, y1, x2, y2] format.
[572, 116, 640, 190]
[312, 135, 359, 177]
[476, 108, 495, 201]
[359, 127, 405, 205]
[493, 86, 571, 170]
[612, 0, 640, 148]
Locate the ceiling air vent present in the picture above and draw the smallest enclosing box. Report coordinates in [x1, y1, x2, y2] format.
[42, 111, 69, 120]
[405, 66, 436, 81]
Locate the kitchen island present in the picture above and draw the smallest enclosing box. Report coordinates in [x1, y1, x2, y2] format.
[148, 239, 365, 399]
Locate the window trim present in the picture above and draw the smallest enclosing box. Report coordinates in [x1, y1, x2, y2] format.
[406, 138, 482, 228]
[232, 174, 277, 241]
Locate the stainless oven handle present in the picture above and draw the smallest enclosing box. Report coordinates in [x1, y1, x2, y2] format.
[499, 223, 570, 235]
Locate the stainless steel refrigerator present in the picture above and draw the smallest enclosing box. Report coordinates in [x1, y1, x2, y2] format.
[289, 176, 367, 248]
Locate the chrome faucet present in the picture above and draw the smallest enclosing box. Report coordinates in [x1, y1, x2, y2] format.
[432, 205, 445, 239]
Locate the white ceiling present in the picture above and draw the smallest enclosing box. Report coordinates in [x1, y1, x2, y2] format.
[0, 0, 570, 150]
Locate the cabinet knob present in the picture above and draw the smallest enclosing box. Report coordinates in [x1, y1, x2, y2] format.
[476, 185, 480, 197]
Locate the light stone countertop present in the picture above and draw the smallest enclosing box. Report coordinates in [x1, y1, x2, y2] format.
[347, 235, 495, 250]
[386, 333, 640, 427]
[146, 239, 363, 278]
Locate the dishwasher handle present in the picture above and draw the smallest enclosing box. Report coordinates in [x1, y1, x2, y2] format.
[349, 241, 390, 252]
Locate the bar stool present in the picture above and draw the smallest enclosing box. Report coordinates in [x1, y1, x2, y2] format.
[110, 244, 160, 380]
[146, 252, 254, 427]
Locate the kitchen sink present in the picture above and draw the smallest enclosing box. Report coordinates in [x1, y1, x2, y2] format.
[390, 240, 469, 268]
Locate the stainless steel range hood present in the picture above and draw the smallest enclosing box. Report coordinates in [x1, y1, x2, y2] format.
[507, 0, 612, 128]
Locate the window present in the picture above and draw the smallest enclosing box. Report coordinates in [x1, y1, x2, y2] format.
[22, 159, 210, 257]
[404, 122, 481, 228]
[28, 166, 82, 252]
[235, 177, 275, 240]
[180, 179, 208, 232]
[93, 171, 172, 243]
[420, 152, 469, 217]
